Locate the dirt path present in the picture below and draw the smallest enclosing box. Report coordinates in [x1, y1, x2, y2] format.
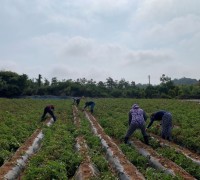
[85, 112, 145, 180]
[74, 136, 100, 179]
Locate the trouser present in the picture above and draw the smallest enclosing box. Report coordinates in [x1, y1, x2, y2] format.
[41, 108, 56, 121]
[161, 112, 172, 140]
[124, 122, 149, 145]
[76, 99, 80, 106]
[90, 103, 95, 113]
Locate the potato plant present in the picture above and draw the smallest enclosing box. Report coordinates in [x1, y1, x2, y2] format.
[79, 112, 117, 179]
[93, 98, 199, 179]
[120, 144, 181, 180]
[156, 146, 200, 179]
[0, 98, 42, 166]
[1, 98, 199, 179]
[94, 98, 200, 152]
[22, 100, 82, 179]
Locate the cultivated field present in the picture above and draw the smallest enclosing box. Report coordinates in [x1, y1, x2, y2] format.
[0, 98, 200, 179]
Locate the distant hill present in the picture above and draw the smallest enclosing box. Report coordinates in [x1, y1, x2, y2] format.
[172, 77, 199, 85]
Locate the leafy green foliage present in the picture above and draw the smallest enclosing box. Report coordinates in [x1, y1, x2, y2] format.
[157, 147, 200, 179]
[79, 113, 116, 178]
[1, 70, 200, 98]
[120, 144, 180, 179]
[22, 100, 82, 179]
[94, 98, 200, 178]
[1, 98, 199, 179]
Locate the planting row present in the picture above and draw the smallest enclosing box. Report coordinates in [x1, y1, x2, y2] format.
[0, 98, 72, 167]
[83, 110, 183, 179]
[0, 98, 199, 179]
[20, 101, 80, 179]
[89, 98, 199, 179]
[93, 98, 200, 153]
[73, 106, 118, 179]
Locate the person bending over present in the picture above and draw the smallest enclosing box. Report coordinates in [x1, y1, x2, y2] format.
[73, 97, 81, 106]
[41, 105, 56, 122]
[124, 104, 149, 145]
[146, 110, 172, 141]
[83, 101, 95, 113]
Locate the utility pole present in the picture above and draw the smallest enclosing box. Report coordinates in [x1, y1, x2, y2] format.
[148, 75, 150, 85]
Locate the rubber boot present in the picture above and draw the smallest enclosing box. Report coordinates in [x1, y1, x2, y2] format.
[166, 136, 172, 141]
[144, 136, 149, 145]
[124, 137, 129, 144]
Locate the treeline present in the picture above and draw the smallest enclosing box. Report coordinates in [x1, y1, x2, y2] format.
[0, 71, 200, 99]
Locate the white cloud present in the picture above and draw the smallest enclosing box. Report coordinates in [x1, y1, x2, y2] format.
[141, 14, 200, 46]
[123, 50, 173, 66]
[0, 60, 18, 71]
[0, 0, 199, 84]
[135, 0, 200, 23]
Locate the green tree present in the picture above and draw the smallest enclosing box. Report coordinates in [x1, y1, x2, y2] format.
[51, 77, 58, 86]
[0, 71, 27, 97]
[106, 77, 116, 90]
[160, 74, 171, 84]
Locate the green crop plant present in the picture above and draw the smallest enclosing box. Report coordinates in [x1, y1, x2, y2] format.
[156, 147, 200, 179]
[1, 98, 200, 179]
[94, 98, 200, 153]
[0, 149, 10, 166]
[22, 100, 82, 179]
[79, 112, 117, 178]
[145, 167, 182, 180]
[120, 144, 181, 180]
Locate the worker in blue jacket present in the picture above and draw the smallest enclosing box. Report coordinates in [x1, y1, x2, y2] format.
[146, 110, 172, 141]
[83, 101, 95, 113]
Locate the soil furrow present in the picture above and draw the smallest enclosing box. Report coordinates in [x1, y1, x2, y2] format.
[73, 106, 100, 179]
[150, 133, 200, 166]
[132, 138, 196, 180]
[85, 112, 145, 180]
[0, 118, 53, 180]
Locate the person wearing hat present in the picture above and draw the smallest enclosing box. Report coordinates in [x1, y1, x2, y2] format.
[124, 104, 149, 145]
[146, 110, 172, 141]
[41, 105, 56, 121]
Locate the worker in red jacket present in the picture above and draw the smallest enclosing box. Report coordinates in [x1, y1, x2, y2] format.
[41, 105, 56, 121]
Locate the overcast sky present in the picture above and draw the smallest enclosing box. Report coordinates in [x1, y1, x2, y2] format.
[0, 0, 200, 85]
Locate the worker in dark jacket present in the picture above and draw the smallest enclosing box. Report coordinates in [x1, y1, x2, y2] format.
[75, 97, 81, 106]
[83, 101, 95, 113]
[124, 104, 149, 145]
[146, 110, 172, 141]
[41, 105, 56, 121]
